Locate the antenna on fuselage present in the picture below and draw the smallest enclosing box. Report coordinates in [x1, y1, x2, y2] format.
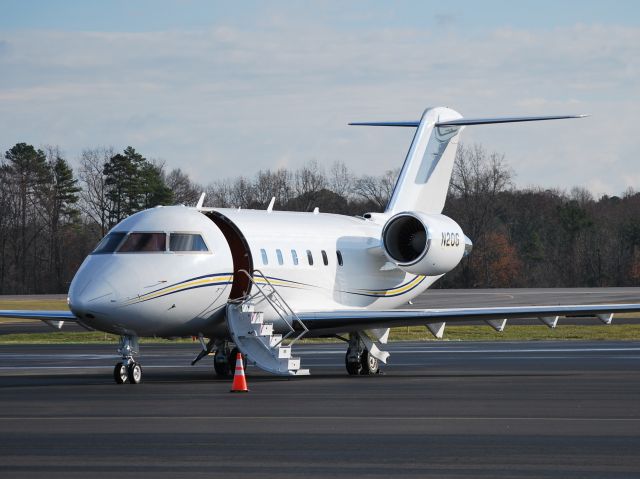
[196, 192, 205, 210]
[267, 197, 275, 213]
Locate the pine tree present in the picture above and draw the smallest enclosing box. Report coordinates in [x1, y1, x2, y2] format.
[3, 143, 49, 290]
[103, 147, 173, 228]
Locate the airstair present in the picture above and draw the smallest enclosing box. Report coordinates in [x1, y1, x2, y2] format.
[226, 269, 310, 376]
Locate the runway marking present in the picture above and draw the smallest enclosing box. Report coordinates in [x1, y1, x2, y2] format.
[299, 347, 640, 355]
[0, 415, 639, 422]
[0, 365, 212, 370]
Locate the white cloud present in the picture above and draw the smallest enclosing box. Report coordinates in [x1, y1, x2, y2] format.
[0, 23, 638, 195]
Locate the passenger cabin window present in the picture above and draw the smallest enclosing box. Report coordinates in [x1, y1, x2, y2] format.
[306, 250, 314, 266]
[321, 250, 328, 266]
[336, 250, 343, 266]
[118, 233, 166, 253]
[93, 232, 126, 254]
[291, 249, 299, 265]
[261, 248, 268, 265]
[276, 249, 284, 265]
[169, 233, 208, 252]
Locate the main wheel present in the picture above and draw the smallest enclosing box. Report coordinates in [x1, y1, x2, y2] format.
[214, 349, 232, 377]
[114, 362, 128, 384]
[127, 362, 142, 384]
[345, 349, 363, 375]
[360, 350, 379, 375]
[228, 347, 248, 372]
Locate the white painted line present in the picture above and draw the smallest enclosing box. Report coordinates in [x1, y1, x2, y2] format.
[299, 347, 640, 355]
[0, 415, 638, 422]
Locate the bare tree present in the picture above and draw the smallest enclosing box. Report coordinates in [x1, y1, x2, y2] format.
[353, 169, 398, 211]
[445, 143, 514, 287]
[328, 161, 354, 198]
[228, 176, 256, 209]
[166, 168, 202, 206]
[204, 179, 232, 208]
[253, 168, 294, 208]
[78, 147, 115, 236]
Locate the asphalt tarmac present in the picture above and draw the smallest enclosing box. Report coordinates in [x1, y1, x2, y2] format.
[1, 340, 639, 478]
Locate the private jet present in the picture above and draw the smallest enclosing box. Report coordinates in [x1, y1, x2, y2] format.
[3, 106, 639, 384]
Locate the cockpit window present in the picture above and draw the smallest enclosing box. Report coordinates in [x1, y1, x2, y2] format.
[92, 232, 127, 254]
[169, 233, 208, 252]
[117, 233, 166, 253]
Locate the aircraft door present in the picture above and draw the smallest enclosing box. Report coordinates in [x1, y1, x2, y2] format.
[204, 211, 253, 300]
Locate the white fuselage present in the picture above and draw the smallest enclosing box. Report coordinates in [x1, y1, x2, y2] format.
[68, 205, 441, 338]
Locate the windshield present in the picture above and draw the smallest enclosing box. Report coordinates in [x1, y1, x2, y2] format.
[169, 233, 208, 252]
[92, 232, 127, 254]
[117, 233, 166, 253]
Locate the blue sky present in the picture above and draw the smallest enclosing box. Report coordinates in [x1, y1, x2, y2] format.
[3, 1, 639, 31]
[1, 0, 639, 195]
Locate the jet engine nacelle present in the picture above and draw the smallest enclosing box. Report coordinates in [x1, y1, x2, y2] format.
[381, 211, 467, 276]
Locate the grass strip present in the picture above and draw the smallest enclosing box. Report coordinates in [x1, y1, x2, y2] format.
[2, 324, 640, 345]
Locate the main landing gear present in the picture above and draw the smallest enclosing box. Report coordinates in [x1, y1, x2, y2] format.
[191, 338, 246, 377]
[345, 334, 379, 376]
[213, 341, 246, 377]
[113, 335, 142, 384]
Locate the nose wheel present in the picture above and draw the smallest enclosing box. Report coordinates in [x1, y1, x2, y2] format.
[114, 335, 142, 384]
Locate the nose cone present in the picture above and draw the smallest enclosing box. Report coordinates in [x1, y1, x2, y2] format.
[68, 256, 131, 328]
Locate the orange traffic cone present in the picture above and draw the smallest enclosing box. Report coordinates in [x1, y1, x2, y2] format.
[230, 352, 249, 392]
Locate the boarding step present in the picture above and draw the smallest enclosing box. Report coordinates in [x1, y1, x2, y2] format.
[286, 357, 301, 370]
[248, 311, 263, 324]
[278, 347, 291, 359]
[226, 303, 309, 376]
[258, 323, 273, 336]
[241, 302, 255, 313]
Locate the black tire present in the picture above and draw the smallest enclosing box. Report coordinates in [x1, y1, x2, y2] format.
[228, 347, 247, 372]
[360, 350, 379, 375]
[345, 349, 363, 375]
[127, 362, 142, 384]
[214, 350, 232, 377]
[114, 362, 128, 384]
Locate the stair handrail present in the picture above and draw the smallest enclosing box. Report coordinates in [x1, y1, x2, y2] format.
[236, 269, 309, 346]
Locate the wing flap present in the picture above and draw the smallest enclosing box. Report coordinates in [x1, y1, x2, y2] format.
[297, 304, 640, 333]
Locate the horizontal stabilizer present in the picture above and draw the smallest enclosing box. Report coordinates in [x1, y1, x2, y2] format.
[349, 121, 420, 127]
[349, 115, 587, 128]
[435, 114, 588, 127]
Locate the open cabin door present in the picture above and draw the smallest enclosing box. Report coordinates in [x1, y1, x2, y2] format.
[205, 211, 253, 300]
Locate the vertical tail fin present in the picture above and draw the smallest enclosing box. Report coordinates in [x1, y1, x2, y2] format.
[385, 107, 463, 214]
[350, 108, 587, 214]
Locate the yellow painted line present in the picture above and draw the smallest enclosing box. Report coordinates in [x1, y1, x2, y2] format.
[363, 275, 426, 297]
[126, 276, 233, 304]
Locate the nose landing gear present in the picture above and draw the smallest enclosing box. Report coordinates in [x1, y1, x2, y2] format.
[113, 335, 142, 384]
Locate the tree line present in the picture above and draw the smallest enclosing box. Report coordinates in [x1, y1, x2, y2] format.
[0, 142, 638, 293]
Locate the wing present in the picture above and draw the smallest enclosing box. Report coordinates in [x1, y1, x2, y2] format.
[0, 310, 78, 321]
[0, 309, 78, 329]
[296, 304, 640, 333]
